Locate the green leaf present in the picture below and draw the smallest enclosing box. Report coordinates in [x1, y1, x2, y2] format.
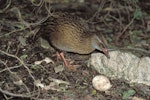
[14, 24, 25, 30]
[52, 97, 59, 100]
[134, 9, 142, 20]
[20, 54, 28, 59]
[91, 89, 97, 95]
[31, 64, 40, 70]
[31, 0, 36, 3]
[132, 30, 142, 35]
[122, 89, 136, 100]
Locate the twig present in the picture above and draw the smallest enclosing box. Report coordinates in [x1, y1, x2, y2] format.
[0, 87, 34, 98]
[0, 0, 11, 13]
[0, 27, 28, 38]
[7, 7, 48, 27]
[107, 47, 150, 55]
[0, 64, 21, 73]
[0, 50, 35, 81]
[30, 0, 43, 7]
[119, 47, 150, 54]
[0, 51, 42, 99]
[88, 0, 106, 22]
[0, 60, 35, 98]
[115, 17, 135, 45]
[121, 17, 135, 34]
[0, 60, 32, 96]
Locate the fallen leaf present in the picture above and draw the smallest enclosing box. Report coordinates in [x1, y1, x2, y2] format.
[54, 65, 64, 73]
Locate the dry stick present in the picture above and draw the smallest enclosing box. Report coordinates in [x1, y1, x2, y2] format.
[7, 7, 47, 99]
[100, 1, 117, 29]
[0, 7, 48, 38]
[0, 87, 40, 99]
[0, 0, 11, 13]
[33, 0, 44, 16]
[0, 40, 40, 97]
[101, 12, 112, 29]
[0, 50, 35, 81]
[115, 1, 137, 43]
[0, 64, 22, 73]
[9, 7, 48, 28]
[88, 0, 106, 22]
[121, 17, 135, 35]
[107, 47, 150, 55]
[0, 51, 41, 98]
[0, 27, 28, 38]
[119, 47, 150, 54]
[13, 7, 46, 27]
[0, 60, 32, 95]
[115, 17, 135, 44]
[45, 2, 53, 16]
[3, 94, 13, 100]
[0, 87, 33, 98]
[0, 60, 36, 98]
[31, 0, 43, 6]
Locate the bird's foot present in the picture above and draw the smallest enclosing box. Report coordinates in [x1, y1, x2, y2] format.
[59, 52, 80, 71]
[64, 61, 80, 71]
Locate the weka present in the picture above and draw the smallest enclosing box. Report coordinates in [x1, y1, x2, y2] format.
[40, 13, 110, 71]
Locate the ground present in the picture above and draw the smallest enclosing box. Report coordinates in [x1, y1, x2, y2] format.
[0, 0, 149, 100]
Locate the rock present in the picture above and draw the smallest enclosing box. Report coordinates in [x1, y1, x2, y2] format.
[88, 51, 150, 86]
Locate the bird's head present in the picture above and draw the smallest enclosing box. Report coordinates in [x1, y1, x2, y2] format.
[91, 35, 110, 58]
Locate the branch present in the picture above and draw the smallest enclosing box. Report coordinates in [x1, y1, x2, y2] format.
[0, 50, 35, 81]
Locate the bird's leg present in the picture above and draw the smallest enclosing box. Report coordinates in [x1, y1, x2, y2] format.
[52, 51, 62, 61]
[56, 51, 61, 61]
[59, 52, 80, 71]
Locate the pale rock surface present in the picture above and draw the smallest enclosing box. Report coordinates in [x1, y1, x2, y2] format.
[88, 51, 150, 86]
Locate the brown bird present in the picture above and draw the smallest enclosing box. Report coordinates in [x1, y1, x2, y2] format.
[39, 13, 110, 71]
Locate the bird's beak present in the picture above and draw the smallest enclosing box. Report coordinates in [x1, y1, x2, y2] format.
[102, 48, 110, 59]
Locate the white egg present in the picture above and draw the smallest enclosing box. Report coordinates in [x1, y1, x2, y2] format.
[92, 75, 112, 91]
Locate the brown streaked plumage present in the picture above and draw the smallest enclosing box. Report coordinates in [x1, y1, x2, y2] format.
[40, 13, 110, 71]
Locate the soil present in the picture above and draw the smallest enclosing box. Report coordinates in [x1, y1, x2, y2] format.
[0, 0, 149, 100]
